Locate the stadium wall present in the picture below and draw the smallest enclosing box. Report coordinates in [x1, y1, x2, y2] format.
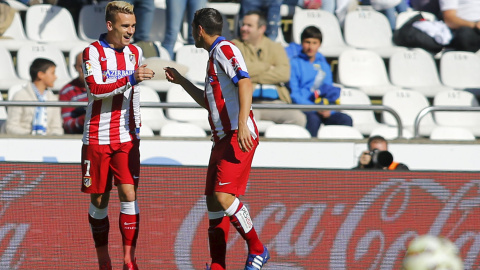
[1, 163, 479, 269]
[0, 137, 479, 171]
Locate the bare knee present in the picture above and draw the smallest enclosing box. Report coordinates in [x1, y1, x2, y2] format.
[214, 192, 236, 211]
[118, 184, 137, 202]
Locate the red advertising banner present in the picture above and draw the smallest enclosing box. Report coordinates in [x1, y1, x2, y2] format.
[0, 163, 479, 269]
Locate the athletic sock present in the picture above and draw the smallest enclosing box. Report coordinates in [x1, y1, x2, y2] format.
[208, 211, 230, 270]
[88, 204, 109, 248]
[225, 198, 264, 255]
[119, 201, 140, 247]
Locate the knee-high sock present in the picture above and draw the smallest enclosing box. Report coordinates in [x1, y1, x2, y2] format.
[225, 198, 263, 255]
[88, 203, 109, 248]
[208, 211, 230, 270]
[119, 201, 140, 247]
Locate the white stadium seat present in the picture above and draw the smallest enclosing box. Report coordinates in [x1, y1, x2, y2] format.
[389, 48, 453, 98]
[382, 89, 437, 136]
[440, 51, 480, 89]
[139, 85, 176, 132]
[264, 124, 311, 139]
[16, 44, 72, 91]
[369, 126, 414, 139]
[78, 2, 108, 43]
[175, 45, 209, 85]
[292, 9, 352, 58]
[0, 92, 8, 122]
[25, 4, 89, 52]
[433, 90, 480, 136]
[339, 87, 388, 135]
[166, 84, 210, 130]
[343, 7, 406, 58]
[0, 46, 28, 91]
[317, 125, 364, 139]
[0, 12, 36, 52]
[338, 49, 403, 97]
[160, 122, 207, 138]
[429, 126, 476, 141]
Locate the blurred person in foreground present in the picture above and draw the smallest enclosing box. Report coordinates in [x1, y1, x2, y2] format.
[59, 52, 88, 134]
[164, 7, 270, 270]
[355, 135, 409, 170]
[81, 1, 155, 269]
[403, 234, 463, 270]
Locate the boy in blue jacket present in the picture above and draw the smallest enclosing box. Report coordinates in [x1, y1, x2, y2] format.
[286, 26, 352, 137]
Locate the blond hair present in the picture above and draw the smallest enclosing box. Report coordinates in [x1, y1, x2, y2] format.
[105, 1, 134, 23]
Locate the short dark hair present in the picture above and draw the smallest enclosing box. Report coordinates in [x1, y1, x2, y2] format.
[301, 25, 323, 43]
[244, 10, 267, 28]
[193, 8, 223, 36]
[29, 58, 56, 82]
[368, 135, 388, 151]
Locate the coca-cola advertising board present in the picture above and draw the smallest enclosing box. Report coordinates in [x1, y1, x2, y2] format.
[0, 162, 479, 269]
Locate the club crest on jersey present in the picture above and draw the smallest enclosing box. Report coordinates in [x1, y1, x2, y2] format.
[85, 60, 93, 76]
[83, 177, 92, 187]
[230, 56, 242, 73]
[129, 54, 136, 65]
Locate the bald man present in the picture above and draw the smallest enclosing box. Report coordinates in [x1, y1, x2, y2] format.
[59, 52, 88, 134]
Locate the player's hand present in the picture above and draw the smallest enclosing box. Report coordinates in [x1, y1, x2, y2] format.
[359, 150, 372, 166]
[237, 124, 253, 152]
[134, 64, 155, 83]
[164, 67, 183, 84]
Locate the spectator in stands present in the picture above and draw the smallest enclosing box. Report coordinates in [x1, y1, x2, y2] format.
[286, 26, 352, 137]
[283, 0, 332, 13]
[410, 0, 442, 19]
[15, 0, 57, 6]
[233, 10, 307, 128]
[59, 52, 87, 134]
[162, 0, 207, 59]
[5, 58, 63, 135]
[361, 0, 409, 30]
[354, 135, 409, 170]
[440, 0, 480, 52]
[239, 0, 283, 40]
[123, 0, 154, 43]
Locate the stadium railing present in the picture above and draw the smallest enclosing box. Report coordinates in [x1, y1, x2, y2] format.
[0, 100, 404, 138]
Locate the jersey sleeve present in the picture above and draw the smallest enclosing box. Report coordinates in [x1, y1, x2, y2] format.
[83, 44, 134, 100]
[215, 43, 250, 85]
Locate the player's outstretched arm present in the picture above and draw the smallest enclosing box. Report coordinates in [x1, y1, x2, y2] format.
[164, 67, 206, 108]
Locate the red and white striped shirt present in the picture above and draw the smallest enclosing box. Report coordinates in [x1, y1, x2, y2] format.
[82, 34, 142, 145]
[205, 37, 258, 142]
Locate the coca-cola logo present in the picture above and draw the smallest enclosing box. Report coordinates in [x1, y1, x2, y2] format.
[0, 171, 43, 270]
[175, 178, 480, 269]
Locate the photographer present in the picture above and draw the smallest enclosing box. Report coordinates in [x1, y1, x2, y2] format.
[355, 135, 409, 170]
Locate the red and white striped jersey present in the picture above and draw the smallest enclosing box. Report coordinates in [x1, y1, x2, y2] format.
[205, 37, 258, 142]
[82, 34, 142, 145]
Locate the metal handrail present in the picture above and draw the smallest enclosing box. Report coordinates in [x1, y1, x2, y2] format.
[414, 106, 480, 138]
[0, 101, 404, 138]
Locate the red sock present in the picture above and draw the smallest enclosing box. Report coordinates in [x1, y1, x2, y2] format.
[229, 202, 264, 255]
[208, 216, 230, 270]
[119, 213, 140, 246]
[89, 215, 109, 248]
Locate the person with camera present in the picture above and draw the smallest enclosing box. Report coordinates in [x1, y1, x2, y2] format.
[355, 135, 409, 170]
